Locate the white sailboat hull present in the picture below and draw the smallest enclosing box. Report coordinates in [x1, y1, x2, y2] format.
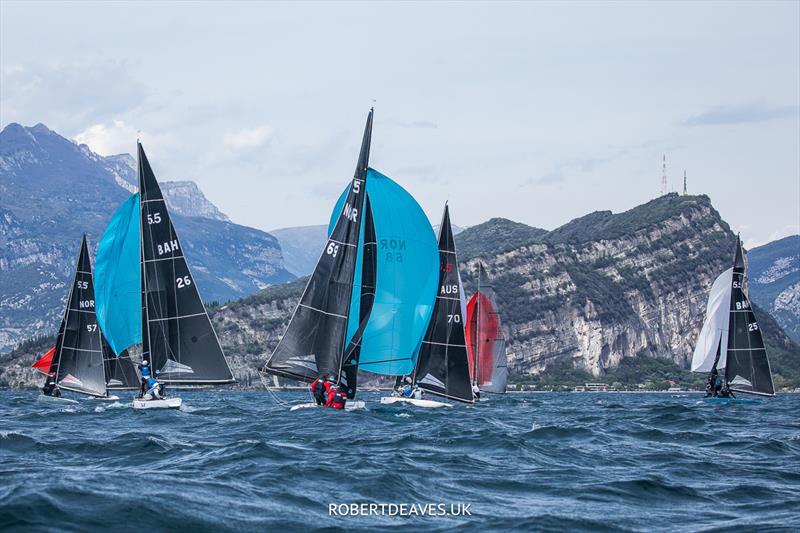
[89, 395, 120, 401]
[289, 401, 366, 412]
[132, 397, 182, 410]
[379, 396, 452, 408]
[36, 394, 78, 405]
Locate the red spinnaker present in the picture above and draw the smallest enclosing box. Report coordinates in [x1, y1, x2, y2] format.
[465, 291, 501, 386]
[32, 347, 56, 376]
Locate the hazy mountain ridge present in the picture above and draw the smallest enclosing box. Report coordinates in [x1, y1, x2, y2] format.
[0, 122, 293, 351]
[747, 235, 800, 342]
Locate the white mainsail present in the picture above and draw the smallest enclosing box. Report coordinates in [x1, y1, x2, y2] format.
[691, 268, 733, 372]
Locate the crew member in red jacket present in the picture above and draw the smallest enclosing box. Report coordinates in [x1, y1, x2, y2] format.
[310, 375, 330, 405]
[325, 384, 347, 410]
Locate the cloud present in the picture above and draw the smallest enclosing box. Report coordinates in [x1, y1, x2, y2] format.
[397, 120, 438, 129]
[0, 61, 148, 133]
[222, 126, 274, 153]
[529, 170, 565, 185]
[74, 120, 140, 156]
[684, 103, 800, 127]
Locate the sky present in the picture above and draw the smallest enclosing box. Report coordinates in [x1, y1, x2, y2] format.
[1, 1, 798, 248]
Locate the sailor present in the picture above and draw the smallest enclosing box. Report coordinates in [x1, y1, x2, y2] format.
[704, 373, 716, 397]
[144, 376, 165, 400]
[325, 384, 347, 410]
[411, 384, 423, 400]
[138, 360, 152, 398]
[310, 375, 329, 405]
[718, 385, 734, 398]
[42, 380, 61, 398]
[712, 375, 723, 397]
[472, 384, 481, 400]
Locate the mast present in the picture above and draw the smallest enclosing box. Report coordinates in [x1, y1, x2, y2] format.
[264, 109, 374, 391]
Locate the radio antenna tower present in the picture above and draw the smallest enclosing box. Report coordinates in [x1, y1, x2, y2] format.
[683, 170, 687, 195]
[661, 154, 667, 195]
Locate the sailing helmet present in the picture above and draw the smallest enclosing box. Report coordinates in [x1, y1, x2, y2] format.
[142, 360, 149, 366]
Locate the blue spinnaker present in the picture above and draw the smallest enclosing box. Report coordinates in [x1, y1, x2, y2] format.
[95, 193, 141, 356]
[329, 168, 439, 376]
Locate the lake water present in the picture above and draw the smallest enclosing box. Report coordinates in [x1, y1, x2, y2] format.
[1, 390, 799, 532]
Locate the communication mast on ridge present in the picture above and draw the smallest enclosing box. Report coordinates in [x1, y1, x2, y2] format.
[683, 170, 687, 195]
[661, 154, 667, 195]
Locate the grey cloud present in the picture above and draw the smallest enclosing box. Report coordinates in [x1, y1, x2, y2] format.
[684, 103, 799, 127]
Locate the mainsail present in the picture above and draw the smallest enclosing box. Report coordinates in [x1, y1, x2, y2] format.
[95, 192, 142, 356]
[48, 236, 108, 397]
[138, 142, 234, 384]
[692, 236, 774, 396]
[265, 110, 374, 391]
[724, 238, 774, 396]
[411, 204, 474, 403]
[466, 265, 509, 393]
[328, 169, 439, 376]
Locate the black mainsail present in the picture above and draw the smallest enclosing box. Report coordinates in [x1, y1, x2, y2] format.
[411, 204, 474, 403]
[265, 109, 374, 392]
[138, 142, 234, 384]
[724, 237, 774, 396]
[50, 236, 108, 397]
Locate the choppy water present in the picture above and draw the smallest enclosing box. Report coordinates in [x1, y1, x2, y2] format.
[1, 390, 799, 532]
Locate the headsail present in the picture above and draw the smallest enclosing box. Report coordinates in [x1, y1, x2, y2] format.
[51, 236, 108, 397]
[724, 238, 774, 396]
[466, 265, 509, 393]
[265, 110, 373, 388]
[691, 268, 733, 372]
[138, 143, 234, 384]
[328, 169, 439, 376]
[95, 192, 142, 356]
[412, 204, 474, 403]
[102, 336, 140, 390]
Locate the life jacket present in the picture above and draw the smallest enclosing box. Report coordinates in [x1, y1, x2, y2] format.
[140, 366, 151, 379]
[147, 377, 158, 390]
[328, 388, 346, 409]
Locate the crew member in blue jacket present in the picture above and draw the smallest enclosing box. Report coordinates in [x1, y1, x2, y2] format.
[138, 360, 151, 398]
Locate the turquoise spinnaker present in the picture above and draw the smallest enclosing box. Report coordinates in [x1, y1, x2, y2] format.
[95, 193, 141, 356]
[328, 168, 439, 376]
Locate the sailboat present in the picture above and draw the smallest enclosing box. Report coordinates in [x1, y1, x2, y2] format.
[380, 204, 474, 408]
[32, 236, 120, 402]
[465, 264, 509, 397]
[691, 236, 775, 403]
[94, 142, 235, 409]
[263, 109, 376, 411]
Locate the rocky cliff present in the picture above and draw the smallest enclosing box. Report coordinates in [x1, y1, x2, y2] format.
[748, 235, 800, 343]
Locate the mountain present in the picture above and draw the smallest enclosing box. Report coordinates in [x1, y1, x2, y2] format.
[3, 187, 798, 390]
[0, 122, 293, 351]
[206, 193, 798, 389]
[747, 235, 800, 343]
[269, 225, 329, 278]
